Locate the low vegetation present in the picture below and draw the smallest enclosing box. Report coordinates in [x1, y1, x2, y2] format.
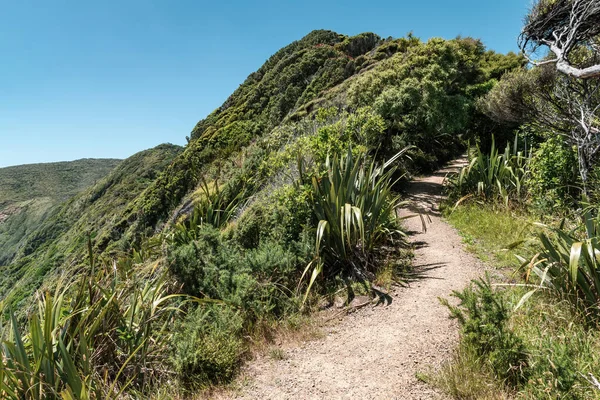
[435, 97, 600, 399]
[0, 243, 184, 398]
[426, 172, 600, 397]
[435, 6, 600, 388]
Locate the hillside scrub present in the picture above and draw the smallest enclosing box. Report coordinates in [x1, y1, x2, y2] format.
[1, 31, 522, 313]
[0, 249, 185, 399]
[0, 30, 525, 397]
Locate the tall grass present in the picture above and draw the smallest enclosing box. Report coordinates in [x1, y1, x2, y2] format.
[301, 148, 409, 300]
[0, 241, 187, 399]
[449, 137, 530, 207]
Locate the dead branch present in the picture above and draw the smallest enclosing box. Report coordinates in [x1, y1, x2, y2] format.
[520, 0, 600, 79]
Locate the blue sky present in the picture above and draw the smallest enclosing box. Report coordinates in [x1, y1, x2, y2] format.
[0, 0, 530, 167]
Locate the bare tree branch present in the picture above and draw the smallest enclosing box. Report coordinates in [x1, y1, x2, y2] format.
[581, 372, 600, 391]
[521, 0, 600, 79]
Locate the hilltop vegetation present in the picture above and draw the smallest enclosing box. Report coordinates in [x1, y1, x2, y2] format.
[0, 159, 121, 266]
[0, 29, 525, 398]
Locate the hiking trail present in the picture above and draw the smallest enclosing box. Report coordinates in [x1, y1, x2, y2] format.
[220, 159, 485, 400]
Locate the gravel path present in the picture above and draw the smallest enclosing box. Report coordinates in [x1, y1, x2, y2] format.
[222, 159, 484, 400]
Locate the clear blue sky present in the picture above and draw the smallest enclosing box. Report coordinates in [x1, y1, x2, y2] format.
[0, 0, 530, 167]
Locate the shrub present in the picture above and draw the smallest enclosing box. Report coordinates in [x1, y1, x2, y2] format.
[167, 224, 308, 323]
[233, 184, 313, 249]
[528, 136, 579, 212]
[344, 106, 386, 150]
[171, 305, 244, 389]
[441, 275, 528, 387]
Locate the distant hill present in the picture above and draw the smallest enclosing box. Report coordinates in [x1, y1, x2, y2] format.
[0, 159, 121, 266]
[1, 144, 182, 310]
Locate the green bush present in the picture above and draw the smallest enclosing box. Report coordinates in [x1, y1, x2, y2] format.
[528, 136, 579, 212]
[172, 305, 244, 388]
[344, 106, 386, 150]
[167, 225, 223, 298]
[233, 184, 313, 249]
[441, 275, 528, 387]
[167, 225, 307, 322]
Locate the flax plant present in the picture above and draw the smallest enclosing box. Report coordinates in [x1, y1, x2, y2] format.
[520, 211, 600, 321]
[300, 148, 411, 301]
[0, 238, 187, 399]
[450, 136, 530, 207]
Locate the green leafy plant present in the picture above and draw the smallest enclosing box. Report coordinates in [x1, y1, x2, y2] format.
[528, 135, 579, 212]
[0, 241, 186, 399]
[300, 147, 410, 301]
[171, 305, 244, 389]
[449, 136, 530, 207]
[519, 211, 600, 321]
[441, 275, 528, 387]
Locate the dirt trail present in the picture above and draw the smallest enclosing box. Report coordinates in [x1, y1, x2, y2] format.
[223, 159, 485, 400]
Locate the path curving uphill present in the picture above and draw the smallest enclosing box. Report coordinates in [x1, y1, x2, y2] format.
[223, 159, 484, 400]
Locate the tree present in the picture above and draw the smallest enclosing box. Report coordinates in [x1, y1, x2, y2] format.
[481, 65, 600, 190]
[520, 0, 600, 79]
[514, 0, 600, 191]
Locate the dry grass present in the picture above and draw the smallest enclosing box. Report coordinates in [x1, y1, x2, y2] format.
[420, 347, 512, 400]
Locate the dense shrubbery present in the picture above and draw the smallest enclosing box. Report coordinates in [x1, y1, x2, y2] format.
[447, 133, 582, 215]
[0, 29, 527, 398]
[172, 305, 245, 388]
[528, 136, 580, 211]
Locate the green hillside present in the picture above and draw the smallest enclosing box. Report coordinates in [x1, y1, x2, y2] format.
[0, 159, 121, 266]
[1, 144, 182, 310]
[1, 29, 523, 319]
[0, 30, 528, 397]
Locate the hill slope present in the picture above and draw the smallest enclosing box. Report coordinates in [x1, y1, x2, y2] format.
[2, 30, 523, 312]
[1, 145, 181, 310]
[0, 30, 528, 397]
[0, 159, 121, 266]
